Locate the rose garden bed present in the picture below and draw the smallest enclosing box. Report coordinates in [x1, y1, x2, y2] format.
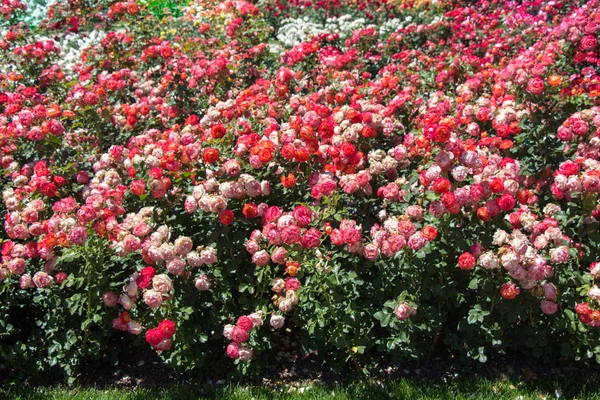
[1, 0, 600, 388]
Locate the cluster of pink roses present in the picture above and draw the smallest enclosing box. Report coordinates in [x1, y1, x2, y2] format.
[223, 312, 263, 361]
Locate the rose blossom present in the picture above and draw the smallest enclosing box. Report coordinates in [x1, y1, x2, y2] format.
[237, 316, 254, 331]
[119, 294, 135, 310]
[32, 271, 53, 288]
[143, 289, 163, 309]
[195, 274, 211, 291]
[394, 302, 416, 320]
[500, 282, 520, 300]
[270, 314, 285, 329]
[280, 225, 302, 244]
[252, 250, 270, 266]
[231, 326, 250, 343]
[363, 243, 380, 261]
[103, 291, 118, 307]
[199, 247, 217, 264]
[285, 277, 301, 291]
[166, 258, 186, 275]
[226, 342, 240, 359]
[301, 228, 322, 249]
[223, 324, 234, 340]
[540, 300, 558, 315]
[271, 247, 288, 264]
[238, 346, 253, 361]
[549, 246, 570, 263]
[152, 274, 173, 293]
[248, 311, 264, 328]
[19, 273, 33, 289]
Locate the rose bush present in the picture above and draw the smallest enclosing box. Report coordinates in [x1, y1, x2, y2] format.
[2, 0, 600, 381]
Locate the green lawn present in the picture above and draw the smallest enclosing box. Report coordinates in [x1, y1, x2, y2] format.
[3, 376, 600, 400]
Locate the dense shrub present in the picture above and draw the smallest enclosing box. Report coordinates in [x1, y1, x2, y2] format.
[2, 0, 600, 382]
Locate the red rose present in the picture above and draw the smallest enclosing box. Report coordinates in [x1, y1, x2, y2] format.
[136, 274, 152, 289]
[145, 328, 164, 346]
[458, 252, 476, 270]
[318, 121, 334, 139]
[433, 178, 451, 194]
[340, 142, 356, 158]
[158, 319, 176, 338]
[477, 207, 490, 221]
[130, 180, 146, 196]
[42, 183, 58, 197]
[210, 124, 226, 139]
[294, 147, 310, 162]
[497, 193, 516, 211]
[433, 125, 451, 142]
[55, 272, 68, 285]
[500, 283, 520, 300]
[140, 266, 155, 276]
[242, 203, 258, 219]
[281, 173, 296, 188]
[558, 161, 580, 176]
[203, 148, 220, 164]
[422, 226, 438, 240]
[219, 209, 234, 225]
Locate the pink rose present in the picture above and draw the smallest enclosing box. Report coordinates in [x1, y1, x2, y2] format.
[153, 274, 173, 293]
[119, 294, 134, 310]
[543, 283, 557, 301]
[407, 232, 427, 250]
[32, 271, 53, 288]
[285, 277, 301, 292]
[394, 302, 416, 320]
[270, 314, 285, 329]
[280, 225, 302, 245]
[271, 247, 288, 264]
[526, 77, 544, 95]
[238, 346, 253, 361]
[19, 273, 33, 289]
[103, 291, 118, 307]
[223, 324, 234, 340]
[199, 248, 217, 265]
[252, 250, 270, 266]
[195, 274, 211, 291]
[127, 321, 143, 335]
[154, 338, 172, 351]
[330, 229, 344, 246]
[226, 342, 240, 359]
[237, 316, 254, 331]
[264, 206, 282, 223]
[248, 312, 263, 328]
[292, 205, 313, 227]
[363, 243, 380, 261]
[231, 326, 250, 343]
[301, 228, 322, 249]
[342, 228, 361, 244]
[549, 246, 570, 263]
[580, 35, 598, 51]
[143, 289, 163, 309]
[540, 300, 558, 315]
[245, 240, 260, 255]
[166, 258, 186, 275]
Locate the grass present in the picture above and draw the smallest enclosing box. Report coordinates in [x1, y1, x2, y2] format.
[3, 376, 600, 400]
